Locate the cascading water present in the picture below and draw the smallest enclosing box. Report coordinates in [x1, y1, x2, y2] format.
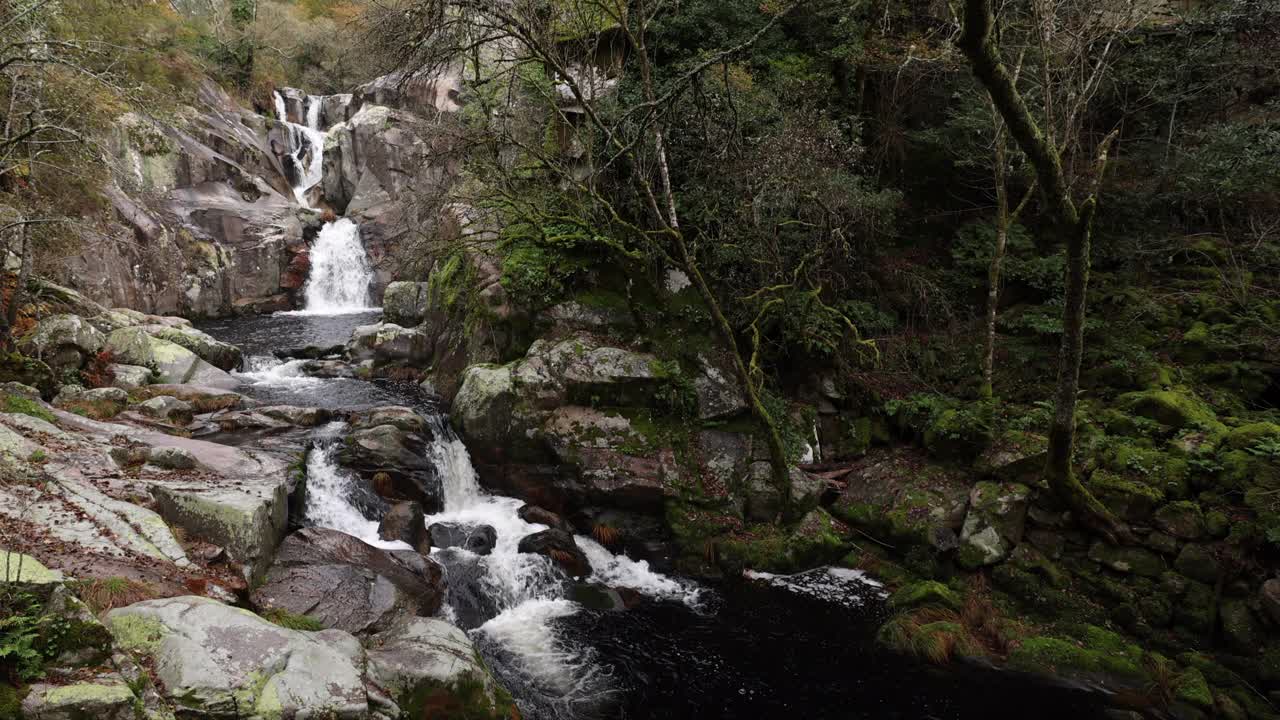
[294, 405, 700, 718]
[274, 91, 326, 207]
[302, 218, 374, 313]
[273, 89, 375, 314]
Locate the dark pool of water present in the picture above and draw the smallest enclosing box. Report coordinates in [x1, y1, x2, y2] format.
[560, 579, 1107, 720]
[204, 312, 1109, 720]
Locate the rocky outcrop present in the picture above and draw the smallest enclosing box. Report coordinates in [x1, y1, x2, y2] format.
[18, 315, 107, 373]
[365, 617, 513, 719]
[107, 596, 369, 719]
[250, 527, 446, 635]
[338, 415, 442, 513]
[105, 327, 238, 389]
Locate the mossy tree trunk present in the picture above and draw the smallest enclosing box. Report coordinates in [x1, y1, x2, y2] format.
[960, 0, 1126, 540]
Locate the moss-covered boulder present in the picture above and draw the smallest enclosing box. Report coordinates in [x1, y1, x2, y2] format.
[1088, 470, 1165, 522]
[107, 596, 368, 718]
[1006, 626, 1148, 688]
[1087, 542, 1166, 577]
[365, 617, 514, 720]
[974, 431, 1048, 481]
[887, 580, 961, 612]
[19, 677, 137, 720]
[1219, 599, 1262, 655]
[1154, 500, 1206, 540]
[957, 481, 1031, 568]
[142, 324, 243, 372]
[1117, 388, 1221, 430]
[17, 314, 106, 373]
[831, 448, 969, 550]
[105, 328, 237, 389]
[1173, 544, 1219, 584]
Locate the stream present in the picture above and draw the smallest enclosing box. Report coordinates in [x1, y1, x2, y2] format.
[193, 91, 1109, 720]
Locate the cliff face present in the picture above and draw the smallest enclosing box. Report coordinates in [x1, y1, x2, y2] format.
[63, 73, 460, 318]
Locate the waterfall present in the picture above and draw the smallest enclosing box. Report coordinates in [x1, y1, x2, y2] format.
[274, 90, 326, 208]
[273, 89, 375, 315]
[304, 427, 410, 551]
[302, 218, 374, 313]
[417, 413, 700, 711]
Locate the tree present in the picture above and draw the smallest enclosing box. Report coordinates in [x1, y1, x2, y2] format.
[370, 0, 882, 516]
[958, 0, 1129, 539]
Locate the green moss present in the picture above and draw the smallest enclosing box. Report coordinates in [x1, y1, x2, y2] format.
[1172, 667, 1213, 710]
[888, 581, 961, 612]
[0, 683, 25, 720]
[1088, 469, 1165, 521]
[400, 671, 515, 720]
[258, 608, 324, 632]
[1117, 388, 1222, 431]
[1224, 422, 1280, 450]
[1007, 626, 1147, 682]
[1, 393, 54, 423]
[107, 614, 166, 653]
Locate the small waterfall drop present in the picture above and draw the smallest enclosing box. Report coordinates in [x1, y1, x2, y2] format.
[302, 218, 374, 313]
[274, 91, 325, 207]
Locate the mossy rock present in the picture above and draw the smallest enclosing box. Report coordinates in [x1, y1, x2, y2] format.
[1173, 544, 1218, 584]
[923, 404, 993, 461]
[1088, 470, 1165, 522]
[1219, 599, 1262, 655]
[1117, 388, 1221, 431]
[1173, 581, 1216, 637]
[887, 581, 961, 612]
[1154, 501, 1206, 540]
[1223, 422, 1280, 451]
[1088, 542, 1166, 577]
[0, 353, 55, 399]
[1172, 667, 1214, 710]
[1006, 626, 1148, 685]
[718, 509, 845, 573]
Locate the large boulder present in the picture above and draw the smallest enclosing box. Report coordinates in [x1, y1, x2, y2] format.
[517, 528, 591, 579]
[958, 481, 1032, 567]
[428, 522, 497, 556]
[743, 463, 825, 523]
[338, 422, 443, 512]
[250, 527, 445, 635]
[105, 327, 239, 389]
[382, 281, 431, 326]
[347, 322, 432, 365]
[451, 364, 517, 446]
[378, 501, 428, 552]
[18, 314, 107, 372]
[106, 596, 368, 719]
[365, 617, 513, 719]
[830, 447, 970, 550]
[141, 324, 244, 371]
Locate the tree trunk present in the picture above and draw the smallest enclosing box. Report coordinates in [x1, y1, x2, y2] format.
[960, 0, 1126, 540]
[2, 221, 28, 351]
[980, 217, 1007, 400]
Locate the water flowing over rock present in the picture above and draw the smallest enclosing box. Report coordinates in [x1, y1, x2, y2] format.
[303, 218, 375, 312]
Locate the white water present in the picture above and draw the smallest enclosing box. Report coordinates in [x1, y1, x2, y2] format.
[417, 413, 700, 700]
[274, 91, 326, 207]
[305, 427, 412, 551]
[301, 218, 374, 313]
